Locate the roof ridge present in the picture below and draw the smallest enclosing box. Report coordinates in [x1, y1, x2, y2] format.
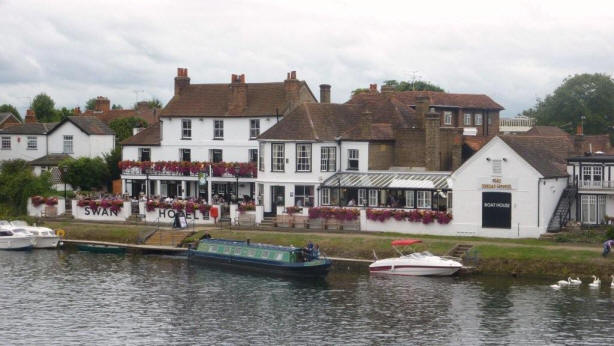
[304, 103, 319, 141]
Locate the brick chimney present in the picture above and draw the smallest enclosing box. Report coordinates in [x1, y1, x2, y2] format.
[136, 101, 150, 110]
[319, 84, 331, 104]
[284, 71, 301, 110]
[73, 107, 81, 115]
[424, 109, 441, 171]
[576, 122, 583, 136]
[174, 67, 190, 95]
[94, 96, 110, 112]
[25, 109, 37, 123]
[369, 84, 378, 94]
[415, 95, 430, 129]
[228, 74, 247, 115]
[360, 110, 373, 138]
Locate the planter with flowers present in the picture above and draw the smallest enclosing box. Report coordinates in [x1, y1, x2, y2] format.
[361, 208, 454, 234]
[118, 160, 257, 178]
[307, 207, 361, 230]
[28, 196, 65, 217]
[141, 199, 216, 225]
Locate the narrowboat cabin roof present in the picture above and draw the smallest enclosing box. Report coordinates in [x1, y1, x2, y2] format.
[199, 238, 301, 252]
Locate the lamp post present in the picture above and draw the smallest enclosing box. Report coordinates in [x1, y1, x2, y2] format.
[338, 176, 341, 207]
[144, 168, 151, 200]
[60, 166, 68, 201]
[234, 164, 241, 203]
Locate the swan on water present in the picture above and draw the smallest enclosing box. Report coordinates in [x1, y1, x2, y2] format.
[569, 277, 582, 285]
[557, 278, 571, 286]
[550, 284, 561, 289]
[589, 275, 601, 289]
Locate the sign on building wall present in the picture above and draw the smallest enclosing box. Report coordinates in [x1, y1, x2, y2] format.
[482, 192, 511, 229]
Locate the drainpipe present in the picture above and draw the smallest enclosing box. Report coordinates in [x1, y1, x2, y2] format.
[537, 177, 543, 228]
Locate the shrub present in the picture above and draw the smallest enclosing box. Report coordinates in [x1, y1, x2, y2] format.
[606, 226, 614, 241]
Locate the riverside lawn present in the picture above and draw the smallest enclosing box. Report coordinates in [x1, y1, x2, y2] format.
[43, 220, 614, 278]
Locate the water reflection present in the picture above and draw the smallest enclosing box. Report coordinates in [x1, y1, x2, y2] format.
[1, 251, 614, 345]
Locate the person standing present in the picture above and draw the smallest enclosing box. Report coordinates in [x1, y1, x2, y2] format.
[602, 239, 614, 257]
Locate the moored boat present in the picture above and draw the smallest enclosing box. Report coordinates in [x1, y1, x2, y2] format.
[188, 238, 332, 278]
[0, 229, 34, 251]
[3, 220, 60, 248]
[77, 244, 126, 254]
[370, 239, 462, 276]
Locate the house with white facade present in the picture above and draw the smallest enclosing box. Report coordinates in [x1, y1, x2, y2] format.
[451, 135, 572, 238]
[566, 154, 614, 225]
[119, 68, 317, 200]
[0, 111, 115, 173]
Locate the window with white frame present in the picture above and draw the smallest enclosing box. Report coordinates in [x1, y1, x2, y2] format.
[321, 146, 336, 172]
[259, 143, 265, 171]
[182, 119, 191, 139]
[1, 136, 10, 150]
[475, 113, 483, 126]
[443, 111, 452, 125]
[405, 190, 415, 208]
[139, 148, 151, 162]
[492, 159, 502, 175]
[358, 189, 367, 206]
[296, 143, 311, 172]
[249, 149, 258, 163]
[321, 188, 331, 205]
[348, 149, 359, 170]
[417, 191, 431, 209]
[27, 136, 37, 150]
[63, 135, 73, 153]
[271, 143, 285, 172]
[214, 120, 224, 139]
[368, 189, 378, 207]
[582, 166, 602, 188]
[250, 119, 260, 139]
[464, 113, 472, 126]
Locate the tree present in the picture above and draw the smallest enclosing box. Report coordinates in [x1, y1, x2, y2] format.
[104, 146, 122, 183]
[59, 157, 110, 191]
[134, 98, 163, 109]
[31, 93, 58, 122]
[352, 79, 444, 96]
[109, 117, 148, 142]
[529, 73, 614, 134]
[111, 104, 123, 110]
[0, 104, 22, 122]
[55, 107, 72, 121]
[0, 160, 52, 215]
[85, 98, 97, 111]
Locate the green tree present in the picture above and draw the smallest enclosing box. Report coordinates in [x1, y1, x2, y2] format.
[31, 93, 58, 122]
[0, 104, 22, 122]
[530, 74, 614, 134]
[352, 79, 444, 96]
[134, 98, 163, 109]
[0, 160, 53, 215]
[109, 116, 148, 142]
[55, 107, 72, 121]
[111, 104, 123, 110]
[85, 98, 97, 111]
[104, 146, 122, 183]
[59, 157, 110, 191]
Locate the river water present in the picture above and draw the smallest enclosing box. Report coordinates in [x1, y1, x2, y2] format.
[1, 250, 614, 345]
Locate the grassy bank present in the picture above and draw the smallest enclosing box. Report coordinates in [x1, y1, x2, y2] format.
[42, 220, 614, 278]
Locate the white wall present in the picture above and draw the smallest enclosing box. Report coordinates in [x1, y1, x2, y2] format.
[27, 197, 66, 217]
[0, 135, 47, 161]
[47, 122, 114, 158]
[72, 200, 131, 221]
[451, 137, 565, 238]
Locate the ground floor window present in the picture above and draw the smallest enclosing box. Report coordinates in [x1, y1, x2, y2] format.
[294, 185, 314, 207]
[405, 190, 414, 208]
[368, 189, 378, 207]
[417, 191, 431, 209]
[581, 194, 606, 224]
[321, 188, 331, 205]
[358, 189, 367, 206]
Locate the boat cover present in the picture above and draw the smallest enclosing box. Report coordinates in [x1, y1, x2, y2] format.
[391, 239, 422, 246]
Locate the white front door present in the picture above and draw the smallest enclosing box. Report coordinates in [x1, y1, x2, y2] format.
[581, 195, 606, 224]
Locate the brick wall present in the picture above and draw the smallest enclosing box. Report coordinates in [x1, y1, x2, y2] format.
[0, 117, 20, 129]
[394, 128, 425, 167]
[439, 128, 463, 170]
[368, 141, 395, 170]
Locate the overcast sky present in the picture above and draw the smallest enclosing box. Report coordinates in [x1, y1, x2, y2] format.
[1, 0, 614, 118]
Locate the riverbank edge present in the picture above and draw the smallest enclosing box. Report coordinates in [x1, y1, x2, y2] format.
[44, 220, 614, 280]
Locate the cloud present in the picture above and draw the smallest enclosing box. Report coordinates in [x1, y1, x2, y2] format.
[0, 0, 614, 117]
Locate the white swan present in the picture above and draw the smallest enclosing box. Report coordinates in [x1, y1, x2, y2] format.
[550, 283, 561, 289]
[557, 278, 571, 286]
[589, 275, 601, 289]
[610, 275, 614, 288]
[569, 277, 582, 285]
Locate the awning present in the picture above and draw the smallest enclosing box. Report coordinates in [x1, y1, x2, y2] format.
[322, 171, 450, 190]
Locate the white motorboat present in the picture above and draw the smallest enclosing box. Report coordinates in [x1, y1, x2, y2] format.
[369, 239, 463, 276]
[0, 229, 34, 251]
[8, 221, 59, 249]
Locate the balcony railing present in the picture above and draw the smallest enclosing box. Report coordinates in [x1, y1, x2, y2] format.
[118, 160, 257, 178]
[579, 180, 614, 189]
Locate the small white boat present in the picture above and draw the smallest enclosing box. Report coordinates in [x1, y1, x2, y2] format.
[369, 239, 463, 276]
[8, 221, 59, 249]
[0, 229, 34, 251]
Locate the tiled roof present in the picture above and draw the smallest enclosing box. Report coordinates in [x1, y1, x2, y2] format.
[499, 135, 570, 178]
[120, 123, 161, 146]
[525, 126, 570, 137]
[83, 108, 159, 125]
[579, 134, 613, 154]
[259, 98, 416, 141]
[28, 154, 71, 166]
[161, 82, 315, 117]
[322, 171, 451, 189]
[0, 122, 58, 134]
[0, 112, 20, 126]
[349, 90, 504, 110]
[463, 136, 494, 152]
[63, 116, 115, 135]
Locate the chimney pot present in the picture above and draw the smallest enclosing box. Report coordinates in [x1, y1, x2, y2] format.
[319, 84, 331, 104]
[290, 71, 296, 79]
[25, 109, 37, 123]
[369, 84, 378, 92]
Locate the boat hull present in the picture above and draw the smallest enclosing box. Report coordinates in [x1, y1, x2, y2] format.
[33, 236, 60, 249]
[369, 265, 461, 276]
[77, 244, 126, 254]
[0, 237, 34, 251]
[188, 249, 332, 278]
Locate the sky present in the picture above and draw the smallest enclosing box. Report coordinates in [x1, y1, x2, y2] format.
[1, 0, 614, 118]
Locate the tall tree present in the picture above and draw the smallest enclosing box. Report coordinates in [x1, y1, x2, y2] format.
[0, 159, 52, 215]
[31, 93, 57, 122]
[55, 107, 72, 121]
[111, 104, 123, 110]
[134, 98, 163, 109]
[352, 79, 444, 96]
[109, 116, 149, 142]
[104, 147, 122, 187]
[85, 98, 97, 111]
[59, 157, 110, 191]
[530, 73, 614, 134]
[0, 104, 22, 122]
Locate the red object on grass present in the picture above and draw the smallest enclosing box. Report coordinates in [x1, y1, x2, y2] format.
[391, 239, 422, 246]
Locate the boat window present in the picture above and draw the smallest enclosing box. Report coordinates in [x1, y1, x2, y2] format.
[234, 248, 242, 255]
[0, 230, 12, 236]
[11, 221, 27, 227]
[262, 250, 269, 258]
[208, 245, 216, 252]
[223, 247, 231, 254]
[276, 253, 283, 261]
[0, 220, 9, 226]
[248, 249, 256, 257]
